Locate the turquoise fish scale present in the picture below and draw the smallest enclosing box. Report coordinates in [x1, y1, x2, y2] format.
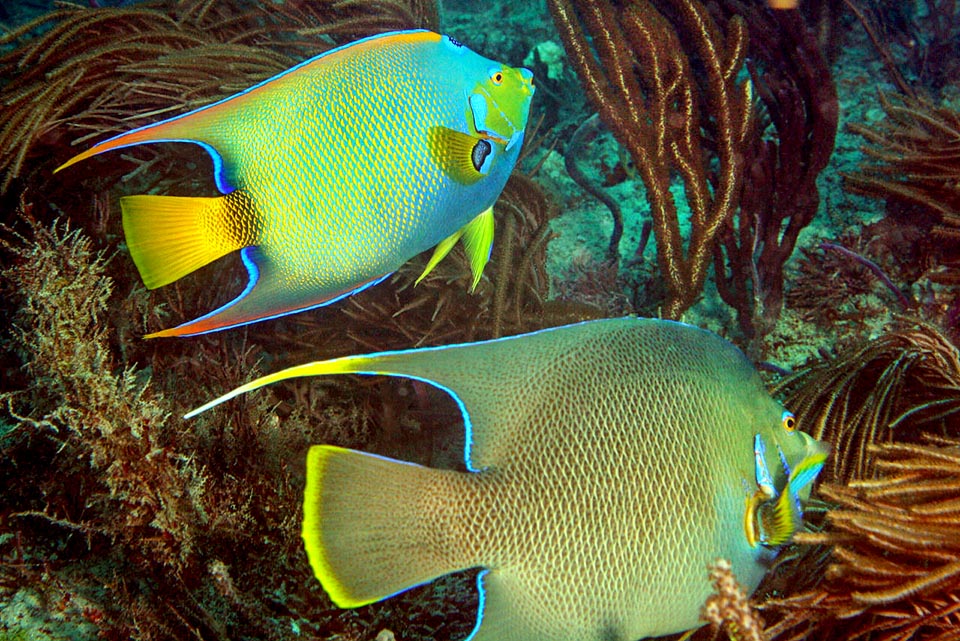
[241, 43, 449, 277]
[193, 35, 506, 297]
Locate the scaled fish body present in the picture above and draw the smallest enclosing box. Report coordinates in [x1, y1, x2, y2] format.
[188, 318, 828, 641]
[55, 30, 534, 337]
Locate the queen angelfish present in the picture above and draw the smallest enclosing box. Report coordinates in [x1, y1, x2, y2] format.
[55, 30, 535, 338]
[186, 318, 828, 641]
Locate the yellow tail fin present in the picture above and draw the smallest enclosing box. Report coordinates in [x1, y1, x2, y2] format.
[121, 192, 254, 289]
[303, 445, 475, 608]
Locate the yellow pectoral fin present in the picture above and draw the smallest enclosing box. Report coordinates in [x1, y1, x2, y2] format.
[460, 207, 495, 291]
[428, 126, 490, 185]
[758, 489, 801, 546]
[761, 451, 828, 545]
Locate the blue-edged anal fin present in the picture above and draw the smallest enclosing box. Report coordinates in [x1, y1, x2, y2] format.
[465, 569, 544, 641]
[147, 247, 390, 338]
[416, 206, 495, 291]
[185, 319, 597, 470]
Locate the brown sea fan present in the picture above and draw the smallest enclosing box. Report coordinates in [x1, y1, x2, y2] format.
[0, 0, 436, 194]
[774, 319, 960, 485]
[764, 439, 960, 641]
[843, 91, 960, 238]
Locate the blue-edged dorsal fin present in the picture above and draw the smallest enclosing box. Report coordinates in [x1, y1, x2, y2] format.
[54, 29, 440, 193]
[185, 331, 533, 470]
[186, 319, 629, 470]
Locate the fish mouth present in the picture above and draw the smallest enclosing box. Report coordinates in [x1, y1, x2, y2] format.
[798, 429, 831, 460]
[520, 67, 535, 94]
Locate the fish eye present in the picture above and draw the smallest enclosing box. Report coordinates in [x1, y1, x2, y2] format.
[782, 411, 796, 432]
[492, 70, 504, 85]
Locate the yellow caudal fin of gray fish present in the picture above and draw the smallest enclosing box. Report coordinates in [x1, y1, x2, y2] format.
[121, 192, 255, 291]
[302, 445, 471, 607]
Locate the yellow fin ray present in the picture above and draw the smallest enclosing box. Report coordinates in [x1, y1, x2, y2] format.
[303, 445, 469, 607]
[121, 193, 250, 289]
[415, 207, 495, 290]
[460, 206, 495, 291]
[428, 126, 487, 185]
[184, 356, 368, 418]
[758, 489, 800, 546]
[415, 229, 461, 285]
[757, 451, 827, 546]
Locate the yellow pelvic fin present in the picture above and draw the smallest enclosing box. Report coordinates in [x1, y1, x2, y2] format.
[415, 207, 495, 291]
[415, 229, 462, 286]
[121, 191, 255, 289]
[302, 445, 465, 608]
[460, 206, 495, 291]
[428, 126, 487, 185]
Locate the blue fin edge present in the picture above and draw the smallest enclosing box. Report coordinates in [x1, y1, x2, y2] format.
[465, 569, 489, 641]
[86, 29, 433, 195]
[316, 317, 709, 472]
[170, 246, 392, 336]
[329, 319, 619, 472]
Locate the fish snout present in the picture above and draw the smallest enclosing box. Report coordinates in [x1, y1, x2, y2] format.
[520, 67, 535, 96]
[798, 429, 831, 459]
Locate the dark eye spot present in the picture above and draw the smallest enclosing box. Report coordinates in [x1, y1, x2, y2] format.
[782, 412, 796, 431]
[471, 139, 492, 172]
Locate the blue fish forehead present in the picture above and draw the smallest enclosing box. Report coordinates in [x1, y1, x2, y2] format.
[431, 34, 509, 82]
